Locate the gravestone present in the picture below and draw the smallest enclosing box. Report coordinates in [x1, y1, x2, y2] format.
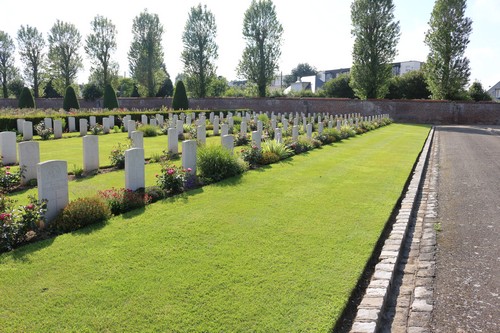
[177, 119, 184, 135]
[150, 119, 157, 127]
[213, 116, 220, 135]
[123, 115, 131, 130]
[131, 131, 144, 149]
[197, 125, 206, 144]
[292, 125, 299, 141]
[103, 118, 110, 134]
[17, 119, 25, 133]
[141, 115, 148, 125]
[37, 160, 68, 222]
[252, 131, 261, 149]
[108, 115, 115, 128]
[337, 120, 341, 131]
[328, 121, 333, 129]
[127, 119, 136, 138]
[18, 141, 40, 185]
[306, 123, 313, 139]
[89, 116, 96, 127]
[83, 135, 99, 172]
[228, 116, 234, 129]
[168, 128, 178, 154]
[156, 114, 164, 127]
[318, 122, 324, 135]
[185, 114, 192, 126]
[79, 119, 88, 136]
[221, 123, 229, 137]
[0, 131, 17, 165]
[68, 117, 76, 132]
[271, 119, 277, 130]
[125, 148, 145, 191]
[240, 120, 247, 135]
[53, 120, 62, 139]
[283, 121, 288, 132]
[44, 117, 52, 130]
[221, 135, 234, 154]
[257, 120, 263, 134]
[23, 121, 33, 141]
[182, 140, 197, 175]
[275, 128, 282, 143]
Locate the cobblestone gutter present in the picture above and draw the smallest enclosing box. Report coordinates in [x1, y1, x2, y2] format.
[349, 127, 436, 333]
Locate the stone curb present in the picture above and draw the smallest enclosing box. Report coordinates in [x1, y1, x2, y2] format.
[350, 127, 435, 333]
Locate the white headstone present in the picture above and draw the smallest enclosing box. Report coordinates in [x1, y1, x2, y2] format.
[197, 125, 206, 144]
[182, 140, 197, 175]
[17, 119, 25, 133]
[79, 119, 88, 136]
[252, 131, 261, 149]
[37, 160, 68, 222]
[127, 119, 136, 138]
[123, 115, 131, 130]
[150, 119, 157, 127]
[83, 135, 99, 172]
[18, 141, 40, 185]
[44, 117, 52, 130]
[131, 131, 144, 149]
[240, 120, 247, 135]
[257, 120, 263, 134]
[168, 128, 178, 154]
[141, 115, 148, 125]
[221, 123, 229, 137]
[221, 135, 234, 154]
[336, 120, 341, 131]
[53, 120, 62, 139]
[306, 123, 313, 139]
[328, 121, 333, 129]
[125, 148, 145, 191]
[292, 125, 299, 141]
[185, 114, 191, 126]
[23, 121, 33, 141]
[0, 132, 17, 165]
[275, 128, 282, 143]
[68, 117, 76, 132]
[108, 115, 115, 128]
[228, 116, 234, 129]
[177, 119, 184, 135]
[318, 122, 324, 135]
[156, 114, 164, 127]
[283, 121, 288, 132]
[89, 116, 96, 127]
[213, 116, 220, 135]
[103, 118, 110, 134]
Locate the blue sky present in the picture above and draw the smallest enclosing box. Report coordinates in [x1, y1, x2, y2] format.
[2, 0, 499, 88]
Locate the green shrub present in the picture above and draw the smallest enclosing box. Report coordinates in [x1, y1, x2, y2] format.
[240, 145, 263, 168]
[316, 128, 342, 144]
[286, 137, 313, 154]
[234, 133, 250, 146]
[197, 145, 247, 183]
[172, 80, 189, 110]
[261, 140, 293, 160]
[138, 124, 158, 137]
[109, 142, 129, 169]
[144, 186, 166, 203]
[18, 87, 35, 109]
[98, 188, 151, 215]
[35, 121, 52, 140]
[156, 163, 188, 195]
[52, 197, 111, 233]
[103, 84, 119, 109]
[90, 124, 103, 135]
[63, 86, 80, 111]
[0, 165, 22, 192]
[82, 83, 103, 101]
[340, 125, 356, 139]
[258, 151, 281, 165]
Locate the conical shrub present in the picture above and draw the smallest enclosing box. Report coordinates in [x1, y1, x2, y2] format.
[172, 80, 189, 110]
[103, 84, 119, 109]
[18, 87, 36, 109]
[63, 86, 80, 111]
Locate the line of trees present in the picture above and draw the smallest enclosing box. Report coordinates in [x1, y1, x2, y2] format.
[0, 0, 493, 102]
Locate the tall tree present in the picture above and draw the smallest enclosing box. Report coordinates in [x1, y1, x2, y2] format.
[181, 4, 218, 98]
[47, 20, 83, 90]
[424, 0, 472, 100]
[321, 73, 355, 98]
[284, 63, 317, 87]
[85, 15, 118, 88]
[350, 0, 400, 99]
[237, 0, 283, 97]
[17, 25, 45, 98]
[0, 31, 16, 98]
[128, 10, 165, 97]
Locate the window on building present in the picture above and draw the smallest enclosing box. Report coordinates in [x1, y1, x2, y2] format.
[496, 89, 500, 98]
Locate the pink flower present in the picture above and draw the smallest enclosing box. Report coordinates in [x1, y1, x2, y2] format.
[5, 166, 10, 170]
[187, 168, 192, 172]
[6, 172, 10, 175]
[26, 203, 34, 210]
[167, 169, 175, 175]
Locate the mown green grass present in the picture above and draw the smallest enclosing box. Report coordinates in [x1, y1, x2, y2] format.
[0, 124, 430, 332]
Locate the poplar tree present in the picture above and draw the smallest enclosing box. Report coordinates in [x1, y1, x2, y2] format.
[424, 0, 472, 100]
[237, 0, 283, 97]
[350, 0, 400, 99]
[17, 25, 45, 98]
[181, 4, 218, 98]
[0, 31, 16, 98]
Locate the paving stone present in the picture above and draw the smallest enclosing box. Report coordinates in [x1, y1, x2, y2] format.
[356, 308, 380, 321]
[408, 310, 431, 327]
[351, 321, 376, 333]
[359, 296, 384, 309]
[411, 298, 433, 312]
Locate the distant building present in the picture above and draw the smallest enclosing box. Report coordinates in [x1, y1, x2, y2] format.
[487, 81, 500, 102]
[283, 60, 424, 95]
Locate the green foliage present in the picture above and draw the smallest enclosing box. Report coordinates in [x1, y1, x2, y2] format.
[42, 79, 62, 98]
[8, 77, 25, 99]
[0, 31, 16, 98]
[131, 83, 140, 97]
[52, 196, 111, 233]
[284, 63, 318, 87]
[18, 87, 35, 109]
[182, 4, 218, 98]
[0, 195, 46, 252]
[63, 85, 80, 111]
[172, 80, 189, 110]
[144, 186, 166, 203]
[286, 137, 314, 154]
[98, 188, 151, 215]
[258, 151, 280, 165]
[261, 140, 292, 160]
[34, 121, 52, 140]
[350, 0, 400, 99]
[0, 165, 22, 192]
[316, 128, 342, 144]
[155, 163, 188, 195]
[17, 25, 45, 98]
[424, 0, 472, 100]
[109, 142, 128, 169]
[386, 70, 431, 99]
[234, 133, 250, 146]
[208, 76, 228, 97]
[84, 15, 118, 87]
[340, 125, 357, 139]
[156, 77, 174, 97]
[197, 144, 246, 183]
[103, 83, 119, 109]
[82, 83, 103, 101]
[47, 20, 83, 89]
[89, 124, 103, 135]
[240, 145, 263, 168]
[138, 124, 158, 137]
[321, 73, 355, 98]
[468, 81, 492, 102]
[237, 0, 283, 97]
[128, 10, 165, 97]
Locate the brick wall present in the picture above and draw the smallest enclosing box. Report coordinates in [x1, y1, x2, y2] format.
[1, 97, 499, 124]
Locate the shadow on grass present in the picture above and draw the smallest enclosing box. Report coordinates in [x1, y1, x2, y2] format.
[0, 235, 55, 263]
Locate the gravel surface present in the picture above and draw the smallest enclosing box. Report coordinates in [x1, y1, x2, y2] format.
[432, 126, 500, 332]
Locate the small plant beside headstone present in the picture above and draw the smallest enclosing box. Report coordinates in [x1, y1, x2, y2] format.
[35, 121, 52, 140]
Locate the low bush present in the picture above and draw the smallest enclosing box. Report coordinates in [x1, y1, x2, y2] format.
[18, 87, 35, 109]
[98, 188, 152, 215]
[340, 125, 356, 139]
[197, 145, 247, 183]
[261, 140, 293, 160]
[240, 145, 263, 168]
[156, 163, 188, 195]
[35, 121, 52, 140]
[138, 124, 158, 137]
[89, 124, 103, 135]
[109, 142, 129, 169]
[234, 133, 250, 146]
[316, 128, 342, 144]
[0, 165, 22, 193]
[144, 186, 166, 203]
[52, 197, 111, 233]
[286, 137, 314, 154]
[258, 151, 281, 165]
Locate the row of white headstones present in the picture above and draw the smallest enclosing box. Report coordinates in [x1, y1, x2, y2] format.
[2, 112, 389, 222]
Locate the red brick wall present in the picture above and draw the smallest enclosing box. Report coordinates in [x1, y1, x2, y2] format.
[1, 97, 499, 124]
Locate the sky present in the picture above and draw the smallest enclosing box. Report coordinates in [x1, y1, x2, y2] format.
[2, 0, 499, 89]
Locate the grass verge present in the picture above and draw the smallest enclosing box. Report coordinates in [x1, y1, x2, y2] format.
[0, 124, 430, 332]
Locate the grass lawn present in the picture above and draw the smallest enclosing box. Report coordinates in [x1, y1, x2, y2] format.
[0, 124, 430, 332]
